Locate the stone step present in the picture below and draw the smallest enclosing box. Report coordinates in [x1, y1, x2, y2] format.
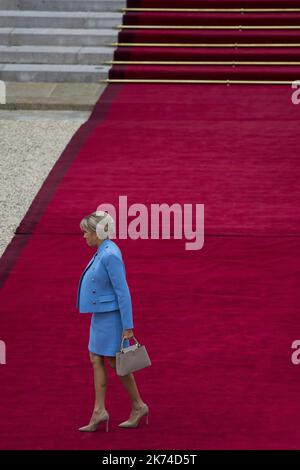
[0, 11, 123, 29]
[0, 28, 118, 46]
[1, 82, 107, 111]
[0, 63, 109, 82]
[0, 45, 113, 65]
[0, 0, 126, 12]
[0, 1, 123, 85]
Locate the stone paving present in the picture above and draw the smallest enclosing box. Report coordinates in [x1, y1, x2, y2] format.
[0, 109, 90, 256]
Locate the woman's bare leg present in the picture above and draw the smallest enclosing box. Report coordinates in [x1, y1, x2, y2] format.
[106, 356, 145, 414]
[90, 352, 107, 413]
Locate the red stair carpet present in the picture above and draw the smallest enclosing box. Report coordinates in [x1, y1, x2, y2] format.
[110, 0, 300, 83]
[1, 1, 300, 451]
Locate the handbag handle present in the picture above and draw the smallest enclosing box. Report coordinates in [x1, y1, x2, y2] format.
[120, 335, 141, 352]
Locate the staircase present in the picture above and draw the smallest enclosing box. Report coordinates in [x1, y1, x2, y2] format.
[107, 0, 300, 84]
[0, 0, 126, 83]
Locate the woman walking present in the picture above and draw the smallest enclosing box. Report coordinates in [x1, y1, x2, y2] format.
[76, 211, 149, 432]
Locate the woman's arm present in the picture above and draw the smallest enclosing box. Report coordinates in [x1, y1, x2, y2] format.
[102, 252, 134, 334]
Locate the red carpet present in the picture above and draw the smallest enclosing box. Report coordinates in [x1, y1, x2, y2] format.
[0, 83, 300, 449]
[123, 13, 300, 27]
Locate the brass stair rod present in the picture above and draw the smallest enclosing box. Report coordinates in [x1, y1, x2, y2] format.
[117, 25, 300, 30]
[121, 8, 300, 13]
[102, 78, 295, 85]
[109, 42, 300, 47]
[104, 60, 300, 65]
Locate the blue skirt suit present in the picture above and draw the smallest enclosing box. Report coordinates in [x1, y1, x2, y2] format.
[76, 238, 133, 356]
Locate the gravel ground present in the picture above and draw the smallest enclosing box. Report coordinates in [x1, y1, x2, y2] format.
[0, 110, 90, 257]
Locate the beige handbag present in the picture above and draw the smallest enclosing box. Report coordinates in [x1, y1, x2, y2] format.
[116, 335, 151, 376]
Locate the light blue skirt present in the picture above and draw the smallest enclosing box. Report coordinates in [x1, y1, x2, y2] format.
[88, 309, 130, 357]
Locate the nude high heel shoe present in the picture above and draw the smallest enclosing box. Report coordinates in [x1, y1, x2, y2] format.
[78, 409, 109, 432]
[118, 403, 149, 428]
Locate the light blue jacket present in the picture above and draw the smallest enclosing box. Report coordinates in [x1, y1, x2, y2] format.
[76, 238, 134, 330]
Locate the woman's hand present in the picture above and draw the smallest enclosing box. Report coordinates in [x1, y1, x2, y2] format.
[122, 328, 134, 339]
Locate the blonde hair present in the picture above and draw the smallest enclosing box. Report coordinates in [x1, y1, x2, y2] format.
[80, 211, 115, 239]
